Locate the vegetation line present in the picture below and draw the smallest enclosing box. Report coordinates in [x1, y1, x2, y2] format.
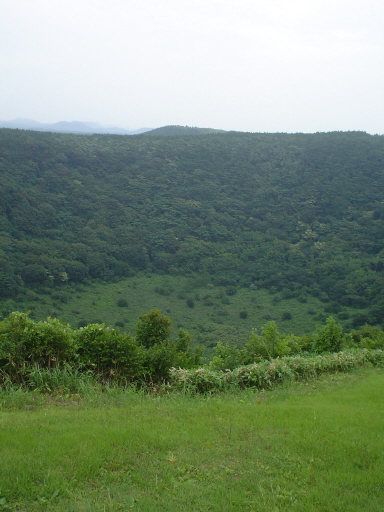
[1, 309, 383, 395]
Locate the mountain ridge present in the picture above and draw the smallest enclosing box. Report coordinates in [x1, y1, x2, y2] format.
[142, 125, 227, 136]
[0, 118, 152, 135]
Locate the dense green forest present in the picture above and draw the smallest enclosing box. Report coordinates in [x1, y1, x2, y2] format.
[1, 128, 384, 337]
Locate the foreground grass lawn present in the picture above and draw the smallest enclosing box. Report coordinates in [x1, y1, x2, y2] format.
[1, 369, 383, 511]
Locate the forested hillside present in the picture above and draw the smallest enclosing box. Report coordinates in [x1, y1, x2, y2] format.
[1, 128, 384, 331]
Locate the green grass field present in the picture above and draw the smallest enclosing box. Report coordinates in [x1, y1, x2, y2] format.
[1, 368, 383, 511]
[14, 273, 363, 346]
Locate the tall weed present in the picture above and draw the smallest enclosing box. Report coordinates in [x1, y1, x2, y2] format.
[27, 365, 96, 394]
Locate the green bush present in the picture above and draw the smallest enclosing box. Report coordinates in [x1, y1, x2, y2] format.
[142, 328, 202, 382]
[75, 323, 144, 382]
[313, 316, 344, 353]
[136, 308, 172, 348]
[230, 358, 295, 389]
[75, 312, 200, 384]
[154, 286, 173, 296]
[169, 349, 384, 394]
[209, 342, 247, 371]
[174, 329, 203, 369]
[142, 343, 177, 382]
[0, 312, 75, 381]
[244, 322, 282, 361]
[169, 367, 229, 393]
[350, 324, 384, 349]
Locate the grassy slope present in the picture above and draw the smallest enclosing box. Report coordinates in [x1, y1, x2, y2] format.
[20, 273, 363, 348]
[1, 368, 383, 511]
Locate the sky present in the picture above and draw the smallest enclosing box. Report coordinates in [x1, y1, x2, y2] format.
[1, 0, 384, 133]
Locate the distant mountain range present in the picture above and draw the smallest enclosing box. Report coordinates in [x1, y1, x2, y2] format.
[0, 118, 152, 135]
[0, 119, 228, 137]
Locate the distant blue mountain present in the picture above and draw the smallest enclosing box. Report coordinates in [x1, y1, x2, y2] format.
[0, 118, 152, 135]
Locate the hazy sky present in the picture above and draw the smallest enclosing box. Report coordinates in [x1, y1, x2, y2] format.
[1, 0, 384, 133]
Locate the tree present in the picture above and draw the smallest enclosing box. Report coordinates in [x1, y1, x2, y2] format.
[21, 263, 48, 284]
[174, 328, 203, 368]
[313, 316, 343, 353]
[135, 308, 172, 348]
[244, 322, 280, 361]
[260, 321, 280, 358]
[136, 312, 201, 381]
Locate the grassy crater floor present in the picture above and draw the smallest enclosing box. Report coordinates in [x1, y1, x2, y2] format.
[13, 273, 364, 346]
[1, 368, 384, 511]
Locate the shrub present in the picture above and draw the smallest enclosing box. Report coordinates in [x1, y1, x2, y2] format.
[0, 312, 75, 381]
[133, 310, 201, 382]
[243, 322, 309, 362]
[117, 298, 128, 308]
[186, 298, 195, 308]
[202, 295, 214, 307]
[175, 329, 203, 368]
[51, 292, 69, 304]
[313, 316, 344, 353]
[231, 359, 295, 389]
[209, 342, 247, 371]
[154, 286, 172, 296]
[142, 343, 177, 382]
[169, 367, 228, 393]
[244, 329, 270, 362]
[274, 334, 301, 357]
[351, 313, 371, 328]
[324, 301, 343, 314]
[75, 324, 144, 382]
[169, 349, 384, 394]
[239, 310, 248, 319]
[225, 286, 237, 296]
[135, 309, 171, 348]
[350, 324, 384, 350]
[142, 328, 202, 382]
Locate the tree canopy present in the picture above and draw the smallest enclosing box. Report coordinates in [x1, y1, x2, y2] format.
[1, 128, 384, 327]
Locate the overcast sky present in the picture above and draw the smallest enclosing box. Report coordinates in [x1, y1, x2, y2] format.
[1, 0, 383, 133]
